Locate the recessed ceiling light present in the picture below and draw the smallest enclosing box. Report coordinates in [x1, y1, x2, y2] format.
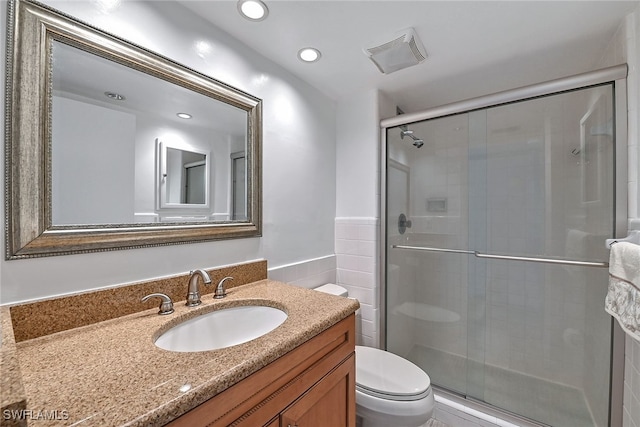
[104, 91, 125, 101]
[298, 48, 321, 63]
[177, 113, 192, 119]
[194, 40, 212, 58]
[237, 0, 269, 21]
[96, 0, 121, 13]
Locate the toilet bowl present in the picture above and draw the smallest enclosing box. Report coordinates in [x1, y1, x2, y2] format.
[313, 284, 435, 427]
[355, 345, 435, 427]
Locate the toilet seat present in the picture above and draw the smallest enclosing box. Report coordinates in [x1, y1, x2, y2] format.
[355, 346, 432, 402]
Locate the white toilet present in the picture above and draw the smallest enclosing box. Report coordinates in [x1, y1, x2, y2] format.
[314, 284, 435, 427]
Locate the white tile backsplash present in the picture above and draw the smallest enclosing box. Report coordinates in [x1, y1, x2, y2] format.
[336, 217, 379, 346]
[267, 255, 336, 289]
[267, 217, 380, 347]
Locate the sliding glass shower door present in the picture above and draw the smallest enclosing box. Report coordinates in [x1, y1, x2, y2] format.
[385, 82, 618, 426]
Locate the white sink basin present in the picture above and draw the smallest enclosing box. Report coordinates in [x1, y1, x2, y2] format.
[155, 305, 287, 352]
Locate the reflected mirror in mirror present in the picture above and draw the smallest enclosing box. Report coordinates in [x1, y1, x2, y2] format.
[51, 40, 247, 225]
[157, 139, 211, 211]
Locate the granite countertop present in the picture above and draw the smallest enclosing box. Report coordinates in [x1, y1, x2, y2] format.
[10, 280, 359, 426]
[1, 306, 27, 426]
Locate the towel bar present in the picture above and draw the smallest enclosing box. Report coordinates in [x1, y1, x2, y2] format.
[392, 245, 609, 268]
[605, 230, 640, 249]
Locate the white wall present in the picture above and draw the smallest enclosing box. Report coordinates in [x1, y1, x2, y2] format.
[0, 0, 336, 304]
[336, 89, 380, 218]
[52, 96, 136, 224]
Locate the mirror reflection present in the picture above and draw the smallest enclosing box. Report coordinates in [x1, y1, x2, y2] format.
[7, 0, 262, 259]
[166, 148, 207, 205]
[157, 139, 211, 212]
[51, 40, 247, 225]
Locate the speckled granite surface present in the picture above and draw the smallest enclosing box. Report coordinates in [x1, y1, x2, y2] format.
[10, 260, 267, 342]
[13, 280, 359, 426]
[0, 306, 27, 427]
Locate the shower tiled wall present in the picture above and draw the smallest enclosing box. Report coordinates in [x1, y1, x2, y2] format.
[387, 79, 617, 426]
[482, 117, 589, 388]
[480, 90, 614, 427]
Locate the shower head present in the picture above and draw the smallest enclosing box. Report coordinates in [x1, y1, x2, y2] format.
[401, 129, 414, 139]
[399, 126, 424, 147]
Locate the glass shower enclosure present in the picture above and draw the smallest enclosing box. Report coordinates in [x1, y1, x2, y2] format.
[383, 66, 627, 427]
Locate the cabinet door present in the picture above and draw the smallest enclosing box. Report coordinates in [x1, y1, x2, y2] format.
[280, 354, 355, 427]
[265, 418, 279, 427]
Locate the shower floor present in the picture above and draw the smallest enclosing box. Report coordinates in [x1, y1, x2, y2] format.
[406, 345, 595, 427]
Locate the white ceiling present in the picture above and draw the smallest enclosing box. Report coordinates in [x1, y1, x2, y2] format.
[52, 39, 247, 134]
[179, 0, 638, 114]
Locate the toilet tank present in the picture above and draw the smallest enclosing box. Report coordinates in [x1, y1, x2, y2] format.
[313, 283, 348, 297]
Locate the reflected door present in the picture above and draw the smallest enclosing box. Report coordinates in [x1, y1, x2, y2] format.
[232, 153, 246, 220]
[185, 163, 206, 204]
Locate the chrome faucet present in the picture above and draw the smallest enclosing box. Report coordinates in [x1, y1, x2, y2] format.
[186, 269, 212, 307]
[214, 276, 233, 299]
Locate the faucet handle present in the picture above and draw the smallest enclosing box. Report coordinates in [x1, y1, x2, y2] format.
[141, 293, 175, 315]
[214, 276, 233, 299]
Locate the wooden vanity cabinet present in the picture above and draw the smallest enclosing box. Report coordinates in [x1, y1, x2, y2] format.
[167, 314, 356, 427]
[280, 353, 355, 427]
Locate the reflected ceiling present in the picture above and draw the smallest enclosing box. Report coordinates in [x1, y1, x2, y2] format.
[52, 41, 246, 134]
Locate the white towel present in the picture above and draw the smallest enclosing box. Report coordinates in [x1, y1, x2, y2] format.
[606, 242, 640, 342]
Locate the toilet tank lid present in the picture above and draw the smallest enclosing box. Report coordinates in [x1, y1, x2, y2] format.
[313, 283, 348, 297]
[355, 346, 431, 398]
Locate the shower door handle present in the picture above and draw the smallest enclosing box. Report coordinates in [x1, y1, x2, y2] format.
[398, 213, 412, 235]
[474, 252, 609, 267]
[393, 244, 474, 254]
[392, 245, 609, 268]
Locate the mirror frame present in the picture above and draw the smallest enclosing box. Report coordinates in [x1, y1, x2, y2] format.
[5, 0, 262, 259]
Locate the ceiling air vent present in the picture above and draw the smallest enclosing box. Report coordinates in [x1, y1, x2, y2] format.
[363, 28, 427, 75]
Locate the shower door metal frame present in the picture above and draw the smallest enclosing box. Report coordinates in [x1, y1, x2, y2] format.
[379, 63, 628, 427]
